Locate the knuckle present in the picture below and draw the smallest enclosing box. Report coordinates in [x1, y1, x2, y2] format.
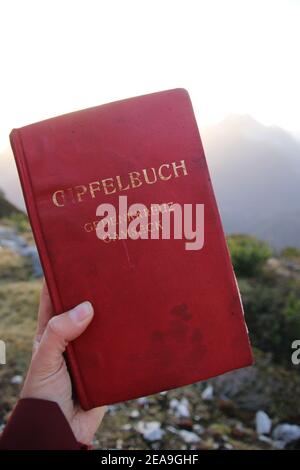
[47, 316, 62, 338]
[46, 316, 68, 348]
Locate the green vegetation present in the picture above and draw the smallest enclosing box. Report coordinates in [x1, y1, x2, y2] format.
[0, 189, 30, 235]
[3, 212, 31, 233]
[227, 234, 272, 277]
[0, 280, 41, 416]
[0, 247, 33, 280]
[227, 234, 300, 366]
[281, 246, 300, 261]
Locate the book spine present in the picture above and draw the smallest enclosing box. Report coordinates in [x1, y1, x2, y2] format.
[9, 129, 91, 410]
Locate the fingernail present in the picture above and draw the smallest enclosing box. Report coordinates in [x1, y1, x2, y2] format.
[69, 301, 93, 323]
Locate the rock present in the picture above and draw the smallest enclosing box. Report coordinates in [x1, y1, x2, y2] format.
[169, 398, 178, 409]
[92, 437, 100, 447]
[116, 438, 123, 449]
[218, 397, 234, 411]
[272, 423, 300, 445]
[201, 384, 214, 401]
[121, 424, 132, 431]
[21, 245, 43, 277]
[285, 438, 300, 450]
[169, 397, 190, 418]
[137, 397, 148, 406]
[199, 437, 218, 450]
[258, 435, 273, 444]
[107, 404, 118, 415]
[177, 430, 201, 444]
[0, 226, 42, 277]
[231, 423, 245, 438]
[10, 375, 23, 384]
[273, 440, 285, 449]
[136, 421, 164, 442]
[255, 410, 272, 435]
[130, 410, 140, 418]
[208, 423, 231, 438]
[211, 350, 300, 419]
[223, 442, 234, 450]
[167, 425, 202, 444]
[193, 424, 205, 435]
[174, 418, 194, 430]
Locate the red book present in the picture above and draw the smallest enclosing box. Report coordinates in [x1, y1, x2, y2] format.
[10, 89, 253, 409]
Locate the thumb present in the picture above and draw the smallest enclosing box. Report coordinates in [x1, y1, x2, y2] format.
[34, 301, 94, 374]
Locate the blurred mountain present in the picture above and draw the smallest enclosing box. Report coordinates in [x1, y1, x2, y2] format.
[0, 149, 24, 210]
[0, 188, 22, 218]
[202, 115, 300, 249]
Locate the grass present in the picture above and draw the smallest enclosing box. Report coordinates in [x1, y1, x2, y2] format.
[0, 279, 42, 420]
[0, 247, 33, 281]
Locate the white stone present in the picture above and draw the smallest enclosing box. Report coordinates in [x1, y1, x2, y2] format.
[178, 430, 201, 444]
[169, 397, 190, 418]
[10, 375, 23, 384]
[201, 384, 214, 401]
[121, 424, 132, 431]
[255, 410, 272, 435]
[272, 423, 300, 444]
[136, 421, 164, 442]
[137, 397, 148, 406]
[193, 424, 205, 434]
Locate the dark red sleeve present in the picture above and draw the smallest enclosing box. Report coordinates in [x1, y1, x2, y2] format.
[0, 398, 87, 450]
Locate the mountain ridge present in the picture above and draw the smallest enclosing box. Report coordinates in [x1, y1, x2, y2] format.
[202, 115, 300, 249]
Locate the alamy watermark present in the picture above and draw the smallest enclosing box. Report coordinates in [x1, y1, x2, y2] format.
[0, 340, 6, 365]
[291, 340, 300, 365]
[95, 196, 205, 251]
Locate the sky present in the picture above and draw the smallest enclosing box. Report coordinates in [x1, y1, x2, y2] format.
[0, 0, 300, 155]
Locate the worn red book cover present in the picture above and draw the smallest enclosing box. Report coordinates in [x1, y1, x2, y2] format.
[10, 89, 253, 409]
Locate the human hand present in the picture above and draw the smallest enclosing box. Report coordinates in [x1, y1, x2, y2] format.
[21, 280, 106, 446]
